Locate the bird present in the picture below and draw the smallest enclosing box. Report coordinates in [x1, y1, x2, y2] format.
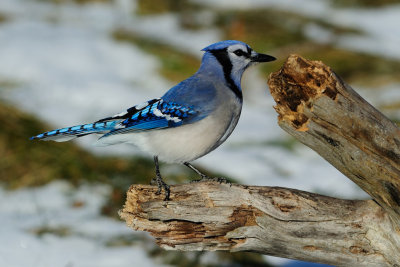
[31, 40, 276, 200]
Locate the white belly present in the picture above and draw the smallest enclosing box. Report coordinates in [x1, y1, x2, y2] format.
[132, 107, 239, 163]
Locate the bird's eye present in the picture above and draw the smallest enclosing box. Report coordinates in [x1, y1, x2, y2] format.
[233, 49, 245, 57]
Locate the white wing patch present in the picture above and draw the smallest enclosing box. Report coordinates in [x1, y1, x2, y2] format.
[153, 106, 182, 123]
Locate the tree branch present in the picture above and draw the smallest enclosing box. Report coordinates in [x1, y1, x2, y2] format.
[119, 55, 400, 265]
[120, 182, 399, 266]
[268, 54, 400, 227]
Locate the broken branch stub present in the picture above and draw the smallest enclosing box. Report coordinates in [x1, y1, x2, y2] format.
[268, 54, 400, 226]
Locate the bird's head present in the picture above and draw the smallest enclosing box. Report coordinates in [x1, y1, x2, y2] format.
[201, 40, 275, 98]
[202, 40, 276, 69]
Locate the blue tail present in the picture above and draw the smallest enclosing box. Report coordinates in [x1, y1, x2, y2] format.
[30, 121, 119, 142]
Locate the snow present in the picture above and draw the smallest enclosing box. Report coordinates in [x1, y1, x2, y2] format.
[194, 0, 400, 60]
[124, 14, 220, 58]
[0, 181, 165, 267]
[303, 6, 400, 60]
[191, 0, 330, 16]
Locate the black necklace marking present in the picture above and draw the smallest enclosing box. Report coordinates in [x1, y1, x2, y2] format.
[210, 49, 243, 101]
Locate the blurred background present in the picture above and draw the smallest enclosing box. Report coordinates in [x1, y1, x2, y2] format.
[1, 0, 400, 266]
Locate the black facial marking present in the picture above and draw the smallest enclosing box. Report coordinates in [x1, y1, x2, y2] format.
[233, 48, 251, 58]
[233, 49, 245, 57]
[210, 48, 243, 100]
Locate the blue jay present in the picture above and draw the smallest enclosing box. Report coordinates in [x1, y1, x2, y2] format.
[31, 40, 276, 200]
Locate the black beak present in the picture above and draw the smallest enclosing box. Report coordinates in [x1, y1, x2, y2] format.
[251, 53, 276, 63]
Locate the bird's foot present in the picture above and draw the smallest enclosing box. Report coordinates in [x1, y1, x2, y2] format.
[184, 162, 230, 185]
[151, 176, 170, 201]
[191, 175, 231, 185]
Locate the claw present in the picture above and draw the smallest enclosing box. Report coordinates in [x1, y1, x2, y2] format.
[191, 175, 231, 186]
[152, 156, 170, 201]
[184, 162, 231, 186]
[151, 175, 170, 200]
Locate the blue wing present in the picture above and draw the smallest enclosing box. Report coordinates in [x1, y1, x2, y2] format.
[100, 75, 219, 138]
[99, 98, 199, 138]
[31, 98, 201, 142]
[31, 75, 218, 142]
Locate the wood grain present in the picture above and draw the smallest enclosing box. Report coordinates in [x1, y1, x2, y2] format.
[119, 182, 399, 266]
[268, 54, 400, 227]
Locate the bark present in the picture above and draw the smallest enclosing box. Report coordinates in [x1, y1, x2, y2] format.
[119, 183, 399, 266]
[119, 55, 400, 265]
[268, 54, 400, 227]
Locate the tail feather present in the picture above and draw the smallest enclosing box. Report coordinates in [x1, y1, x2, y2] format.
[30, 121, 119, 142]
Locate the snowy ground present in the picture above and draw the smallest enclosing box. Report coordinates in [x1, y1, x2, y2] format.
[0, 181, 166, 267]
[1, 0, 400, 266]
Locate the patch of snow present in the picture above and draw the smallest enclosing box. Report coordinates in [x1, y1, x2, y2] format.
[193, 0, 400, 60]
[325, 6, 400, 58]
[0, 182, 165, 267]
[125, 14, 221, 58]
[191, 0, 330, 16]
[303, 23, 336, 44]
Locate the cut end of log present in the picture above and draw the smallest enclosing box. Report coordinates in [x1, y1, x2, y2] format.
[118, 182, 264, 250]
[268, 54, 339, 131]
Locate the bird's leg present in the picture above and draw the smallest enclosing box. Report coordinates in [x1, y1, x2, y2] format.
[151, 156, 170, 201]
[184, 162, 209, 180]
[184, 162, 229, 184]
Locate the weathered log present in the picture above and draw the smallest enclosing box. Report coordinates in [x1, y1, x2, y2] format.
[119, 182, 399, 266]
[120, 55, 400, 265]
[268, 54, 400, 227]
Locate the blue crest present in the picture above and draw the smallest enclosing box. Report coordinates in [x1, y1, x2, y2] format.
[201, 40, 250, 52]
